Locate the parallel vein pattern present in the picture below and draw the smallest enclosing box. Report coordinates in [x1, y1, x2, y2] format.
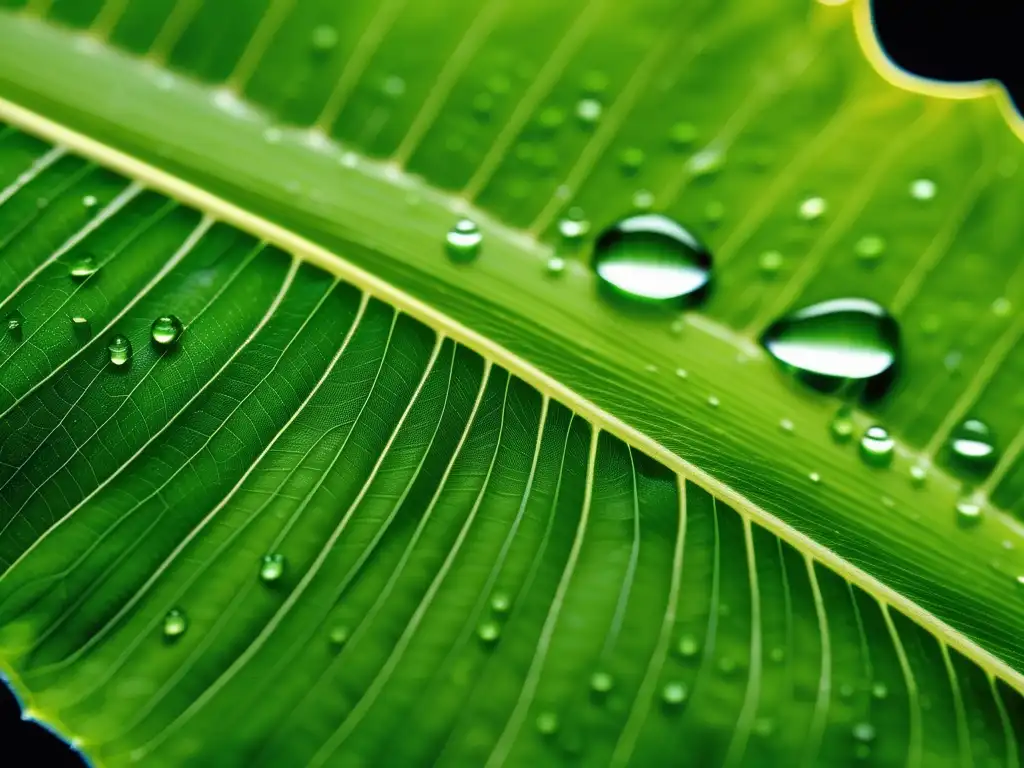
[0, 127, 1022, 766]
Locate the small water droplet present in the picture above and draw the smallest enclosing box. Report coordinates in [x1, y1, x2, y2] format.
[859, 426, 894, 467]
[259, 553, 285, 583]
[557, 208, 590, 243]
[910, 178, 936, 200]
[446, 219, 482, 262]
[760, 298, 899, 393]
[871, 681, 889, 700]
[674, 367, 688, 379]
[703, 201, 725, 226]
[1015, 574, 1024, 588]
[310, 24, 338, 53]
[535, 711, 559, 735]
[593, 214, 712, 305]
[830, 408, 854, 444]
[589, 670, 614, 694]
[69, 254, 98, 280]
[852, 722, 876, 743]
[619, 147, 645, 175]
[71, 316, 90, 338]
[477, 620, 501, 644]
[537, 106, 566, 132]
[472, 92, 493, 120]
[632, 190, 655, 210]
[487, 73, 511, 94]
[163, 609, 187, 638]
[956, 496, 983, 527]
[798, 196, 827, 221]
[768, 647, 785, 663]
[686, 148, 723, 177]
[581, 70, 609, 95]
[909, 464, 928, 487]
[82, 194, 98, 208]
[707, 395, 720, 408]
[151, 315, 183, 348]
[949, 419, 998, 472]
[661, 681, 688, 706]
[717, 657, 737, 675]
[329, 625, 349, 647]
[381, 75, 406, 98]
[758, 250, 783, 277]
[545, 256, 566, 276]
[490, 592, 511, 613]
[575, 98, 602, 125]
[808, 472, 821, 484]
[5, 311, 23, 340]
[669, 122, 698, 150]
[839, 683, 855, 699]
[779, 418, 794, 433]
[107, 334, 132, 367]
[753, 718, 774, 737]
[854, 234, 886, 264]
[992, 297, 1012, 317]
[677, 635, 700, 658]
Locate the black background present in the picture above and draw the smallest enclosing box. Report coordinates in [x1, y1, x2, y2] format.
[2, 0, 1022, 764]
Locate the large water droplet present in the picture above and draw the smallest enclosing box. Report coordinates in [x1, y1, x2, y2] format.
[163, 608, 187, 638]
[69, 254, 98, 280]
[108, 334, 132, 367]
[151, 315, 183, 348]
[259, 553, 285, 583]
[446, 219, 482, 262]
[593, 214, 712, 305]
[948, 419, 998, 473]
[859, 426, 894, 468]
[760, 298, 899, 395]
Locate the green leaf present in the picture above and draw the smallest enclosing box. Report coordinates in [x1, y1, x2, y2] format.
[0, 0, 1022, 765]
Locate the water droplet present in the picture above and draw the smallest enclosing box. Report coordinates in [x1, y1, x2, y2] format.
[669, 122, 698, 150]
[632, 190, 654, 210]
[674, 367, 688, 379]
[581, 70, 609, 95]
[707, 395, 720, 408]
[487, 73, 511, 94]
[661, 681, 688, 706]
[808, 471, 821, 484]
[859, 426, 894, 468]
[686, 148, 723, 177]
[545, 256, 566, 276]
[535, 711, 559, 735]
[619, 147, 645, 175]
[1016, 574, 1024, 588]
[760, 298, 899, 392]
[69, 254, 98, 280]
[575, 98, 602, 125]
[537, 106, 565, 132]
[82, 194, 98, 208]
[717, 657, 737, 675]
[490, 592, 511, 613]
[446, 219, 482, 262]
[909, 464, 928, 487]
[677, 635, 700, 658]
[108, 334, 132, 367]
[949, 419, 998, 472]
[871, 682, 889, 700]
[259, 553, 285, 583]
[798, 196, 827, 221]
[839, 683, 855, 699]
[477, 620, 501, 644]
[753, 718, 774, 737]
[311, 24, 338, 53]
[590, 671, 614, 694]
[779, 418, 794, 433]
[593, 214, 712, 305]
[768, 647, 785, 663]
[956, 496, 983, 527]
[472, 93, 494, 120]
[854, 234, 886, 264]
[71, 316, 90, 338]
[852, 722, 876, 743]
[703, 201, 725, 226]
[758, 250, 783, 277]
[5, 311, 23, 340]
[910, 178, 936, 200]
[329, 625, 349, 647]
[151, 315, 183, 348]
[557, 208, 590, 243]
[163, 609, 187, 638]
[381, 75, 406, 98]
[992, 297, 1012, 317]
[830, 408, 854, 444]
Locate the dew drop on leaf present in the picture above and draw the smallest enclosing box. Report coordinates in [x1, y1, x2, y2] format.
[107, 334, 132, 367]
[910, 178, 936, 200]
[82, 194, 98, 208]
[593, 214, 712, 305]
[381, 75, 406, 98]
[589, 671, 614, 694]
[798, 196, 827, 220]
[535, 711, 559, 735]
[151, 314, 183, 348]
[69, 254, 98, 280]
[477, 619, 501, 644]
[661, 681, 689, 706]
[446, 219, 482, 262]
[580, 70, 609, 95]
[472, 93, 493, 119]
[686, 148, 723, 177]
[537, 106, 566, 132]
[619, 146, 645, 175]
[632, 189, 654, 210]
[490, 592, 511, 613]
[676, 634, 700, 658]
[259, 553, 285, 583]
[955, 496, 983, 527]
[859, 426, 894, 467]
[575, 98, 602, 125]
[669, 122, 698, 150]
[760, 298, 899, 393]
[704, 200, 725, 226]
[852, 722, 876, 743]
[758, 250, 783, 277]
[854, 234, 886, 264]
[163, 609, 187, 639]
[948, 419, 998, 472]
[557, 208, 589, 243]
[328, 625, 349, 647]
[5, 310, 23, 340]
[310, 24, 338, 53]
[871, 681, 889, 700]
[545, 256, 566, 276]
[830, 408, 854, 444]
[71, 315, 90, 338]
[909, 464, 928, 487]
